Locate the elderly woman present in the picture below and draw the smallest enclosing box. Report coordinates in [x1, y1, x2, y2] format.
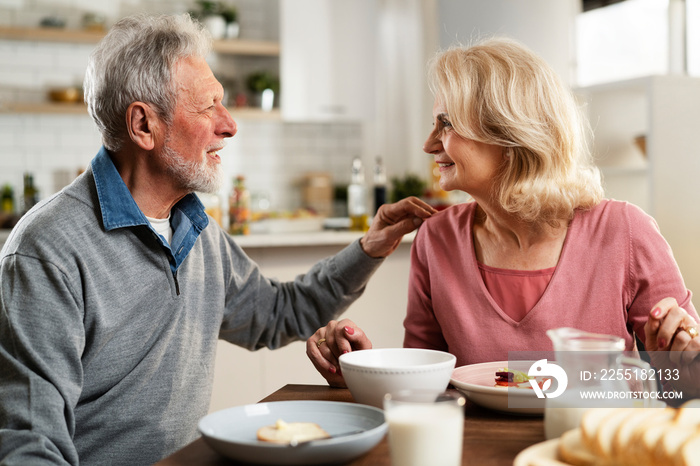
[309, 38, 700, 395]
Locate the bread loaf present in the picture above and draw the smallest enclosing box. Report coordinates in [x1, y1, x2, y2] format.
[629, 408, 676, 466]
[593, 409, 633, 459]
[609, 406, 661, 464]
[580, 407, 618, 450]
[680, 434, 700, 466]
[655, 425, 696, 466]
[553, 401, 700, 466]
[557, 428, 597, 466]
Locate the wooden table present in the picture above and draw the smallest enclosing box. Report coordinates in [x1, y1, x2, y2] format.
[156, 384, 546, 465]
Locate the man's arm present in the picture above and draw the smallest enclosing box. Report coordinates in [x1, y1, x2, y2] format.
[0, 253, 83, 466]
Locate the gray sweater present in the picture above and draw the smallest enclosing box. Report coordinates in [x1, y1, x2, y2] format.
[0, 167, 382, 465]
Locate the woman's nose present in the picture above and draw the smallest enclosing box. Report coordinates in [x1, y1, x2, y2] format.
[423, 129, 442, 155]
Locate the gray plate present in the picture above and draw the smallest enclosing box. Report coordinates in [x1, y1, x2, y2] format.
[198, 400, 387, 465]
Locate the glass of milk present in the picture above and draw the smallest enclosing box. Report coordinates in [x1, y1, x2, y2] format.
[383, 390, 465, 466]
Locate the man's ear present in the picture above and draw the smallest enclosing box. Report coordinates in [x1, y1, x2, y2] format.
[126, 102, 161, 151]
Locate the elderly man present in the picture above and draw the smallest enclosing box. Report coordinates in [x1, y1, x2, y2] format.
[0, 14, 434, 466]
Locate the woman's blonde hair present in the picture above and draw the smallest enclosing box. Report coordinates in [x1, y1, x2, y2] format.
[428, 37, 603, 227]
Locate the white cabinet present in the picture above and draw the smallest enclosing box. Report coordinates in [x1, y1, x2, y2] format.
[280, 0, 377, 121]
[576, 75, 700, 297]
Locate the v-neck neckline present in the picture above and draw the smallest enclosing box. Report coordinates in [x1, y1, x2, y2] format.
[467, 204, 577, 325]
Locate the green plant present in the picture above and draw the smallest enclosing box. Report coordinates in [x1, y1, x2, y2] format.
[220, 4, 237, 23]
[194, 1, 237, 22]
[246, 71, 279, 93]
[390, 174, 427, 202]
[196, 0, 219, 16]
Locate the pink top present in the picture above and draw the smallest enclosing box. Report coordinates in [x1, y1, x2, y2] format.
[478, 263, 555, 322]
[404, 200, 699, 367]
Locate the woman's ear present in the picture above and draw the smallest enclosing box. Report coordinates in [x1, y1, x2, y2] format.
[126, 102, 160, 151]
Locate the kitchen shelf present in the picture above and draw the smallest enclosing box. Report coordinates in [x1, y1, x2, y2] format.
[0, 102, 88, 114]
[212, 39, 279, 56]
[0, 25, 105, 43]
[0, 101, 281, 119]
[0, 26, 279, 56]
[0, 26, 280, 117]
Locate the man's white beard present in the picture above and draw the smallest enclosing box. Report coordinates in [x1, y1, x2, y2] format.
[160, 143, 223, 194]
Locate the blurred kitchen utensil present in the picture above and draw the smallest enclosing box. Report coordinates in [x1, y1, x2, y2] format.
[302, 172, 333, 217]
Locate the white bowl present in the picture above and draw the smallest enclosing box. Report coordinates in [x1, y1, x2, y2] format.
[339, 348, 456, 408]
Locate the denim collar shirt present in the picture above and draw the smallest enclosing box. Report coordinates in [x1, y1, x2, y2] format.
[91, 146, 209, 275]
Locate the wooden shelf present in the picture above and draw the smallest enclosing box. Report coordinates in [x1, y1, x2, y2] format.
[0, 25, 105, 44]
[0, 102, 88, 114]
[0, 25, 280, 116]
[213, 39, 279, 56]
[0, 101, 281, 120]
[0, 26, 279, 56]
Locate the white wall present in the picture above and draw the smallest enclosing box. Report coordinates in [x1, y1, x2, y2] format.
[576, 0, 671, 87]
[437, 0, 580, 84]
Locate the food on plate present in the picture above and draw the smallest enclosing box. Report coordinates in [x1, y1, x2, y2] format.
[494, 368, 548, 390]
[495, 368, 531, 387]
[554, 399, 700, 466]
[256, 419, 330, 445]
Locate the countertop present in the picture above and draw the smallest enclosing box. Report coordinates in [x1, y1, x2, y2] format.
[0, 229, 415, 249]
[232, 230, 415, 248]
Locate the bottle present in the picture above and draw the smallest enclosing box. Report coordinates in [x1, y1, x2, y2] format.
[228, 176, 250, 235]
[373, 156, 387, 215]
[1, 184, 14, 214]
[347, 157, 369, 231]
[199, 192, 223, 227]
[22, 172, 39, 214]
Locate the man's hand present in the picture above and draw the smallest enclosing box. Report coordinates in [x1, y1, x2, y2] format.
[360, 197, 437, 258]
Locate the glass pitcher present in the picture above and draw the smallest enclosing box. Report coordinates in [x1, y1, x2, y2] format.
[543, 327, 657, 439]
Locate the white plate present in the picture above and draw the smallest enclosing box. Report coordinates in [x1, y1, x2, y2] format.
[450, 360, 545, 415]
[513, 438, 562, 466]
[198, 400, 387, 465]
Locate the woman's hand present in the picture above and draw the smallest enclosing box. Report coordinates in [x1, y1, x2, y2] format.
[306, 319, 372, 388]
[360, 196, 437, 258]
[644, 297, 700, 359]
[644, 297, 700, 397]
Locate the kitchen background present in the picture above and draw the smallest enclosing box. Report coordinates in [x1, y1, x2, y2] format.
[1, 0, 700, 408]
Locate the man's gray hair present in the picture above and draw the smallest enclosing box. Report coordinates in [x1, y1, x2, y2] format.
[84, 14, 212, 152]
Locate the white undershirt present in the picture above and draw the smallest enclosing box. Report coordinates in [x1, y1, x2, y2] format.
[147, 215, 173, 245]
